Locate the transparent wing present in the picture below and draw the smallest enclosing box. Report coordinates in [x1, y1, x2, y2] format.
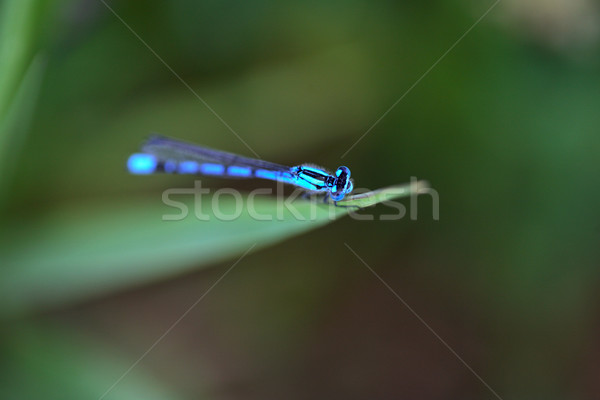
[141, 135, 292, 172]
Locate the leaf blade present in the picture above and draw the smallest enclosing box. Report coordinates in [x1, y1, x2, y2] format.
[0, 181, 424, 315]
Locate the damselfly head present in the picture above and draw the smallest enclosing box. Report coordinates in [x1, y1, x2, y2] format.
[331, 166, 353, 201]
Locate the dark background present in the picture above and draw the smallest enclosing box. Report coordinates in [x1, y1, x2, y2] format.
[1, 0, 599, 399]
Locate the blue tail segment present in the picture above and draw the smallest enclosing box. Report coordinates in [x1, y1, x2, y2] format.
[199, 163, 225, 175]
[127, 136, 355, 201]
[128, 153, 158, 174]
[177, 161, 199, 174]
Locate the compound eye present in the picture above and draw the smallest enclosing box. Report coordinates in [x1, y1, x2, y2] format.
[345, 180, 353, 194]
[331, 166, 352, 201]
[335, 166, 351, 178]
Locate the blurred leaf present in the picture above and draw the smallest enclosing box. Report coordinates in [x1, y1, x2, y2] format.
[0, 56, 45, 202]
[0, 0, 37, 122]
[1, 322, 185, 400]
[0, 184, 420, 315]
[0, 0, 48, 196]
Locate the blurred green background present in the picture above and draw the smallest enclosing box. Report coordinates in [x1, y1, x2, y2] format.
[1, 0, 600, 399]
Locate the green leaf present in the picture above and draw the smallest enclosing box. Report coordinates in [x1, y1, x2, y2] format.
[1, 322, 185, 400]
[0, 182, 423, 315]
[0, 55, 45, 200]
[0, 0, 37, 122]
[0, 0, 51, 201]
[333, 180, 429, 208]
